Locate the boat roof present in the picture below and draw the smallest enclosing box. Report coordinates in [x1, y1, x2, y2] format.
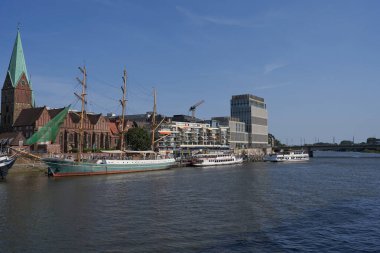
[124, 150, 156, 154]
[100, 150, 156, 154]
[100, 150, 124, 154]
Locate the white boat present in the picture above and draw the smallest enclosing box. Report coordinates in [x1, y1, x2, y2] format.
[264, 150, 309, 162]
[191, 152, 243, 167]
[0, 155, 17, 179]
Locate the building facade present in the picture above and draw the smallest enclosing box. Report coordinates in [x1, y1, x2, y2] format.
[12, 106, 119, 152]
[212, 117, 248, 149]
[156, 121, 229, 153]
[230, 94, 268, 148]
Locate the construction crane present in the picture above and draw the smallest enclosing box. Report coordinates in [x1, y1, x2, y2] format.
[189, 100, 205, 119]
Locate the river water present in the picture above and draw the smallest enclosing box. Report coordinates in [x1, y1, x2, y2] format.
[1, 152, 380, 252]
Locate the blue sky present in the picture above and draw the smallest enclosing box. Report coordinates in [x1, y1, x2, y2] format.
[1, 0, 379, 144]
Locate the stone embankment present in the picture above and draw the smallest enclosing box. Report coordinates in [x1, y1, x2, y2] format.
[234, 147, 272, 162]
[8, 156, 47, 174]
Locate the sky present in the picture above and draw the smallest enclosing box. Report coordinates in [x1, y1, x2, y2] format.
[0, 0, 379, 144]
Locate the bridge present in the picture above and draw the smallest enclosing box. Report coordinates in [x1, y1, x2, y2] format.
[274, 144, 380, 157]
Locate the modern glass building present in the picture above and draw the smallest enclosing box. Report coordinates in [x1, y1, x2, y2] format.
[230, 94, 268, 148]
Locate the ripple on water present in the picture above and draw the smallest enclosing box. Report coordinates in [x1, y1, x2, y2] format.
[1, 156, 380, 252]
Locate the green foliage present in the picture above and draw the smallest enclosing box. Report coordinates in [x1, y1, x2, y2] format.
[269, 133, 284, 147]
[126, 127, 151, 151]
[340, 140, 354, 146]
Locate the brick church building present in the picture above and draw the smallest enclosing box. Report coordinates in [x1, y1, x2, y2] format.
[0, 30, 124, 153]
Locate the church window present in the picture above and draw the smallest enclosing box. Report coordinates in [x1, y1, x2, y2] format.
[21, 80, 25, 86]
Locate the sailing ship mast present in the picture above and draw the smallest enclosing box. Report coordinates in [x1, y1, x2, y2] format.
[150, 88, 168, 151]
[151, 88, 157, 151]
[75, 66, 87, 162]
[120, 69, 127, 151]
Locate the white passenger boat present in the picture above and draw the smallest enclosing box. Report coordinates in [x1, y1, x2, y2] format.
[191, 153, 243, 167]
[264, 150, 309, 162]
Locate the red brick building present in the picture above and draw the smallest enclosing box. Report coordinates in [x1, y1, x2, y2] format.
[1, 30, 124, 153]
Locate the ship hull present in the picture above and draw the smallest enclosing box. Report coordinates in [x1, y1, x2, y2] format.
[0, 156, 17, 180]
[192, 159, 243, 167]
[43, 158, 175, 177]
[191, 153, 243, 167]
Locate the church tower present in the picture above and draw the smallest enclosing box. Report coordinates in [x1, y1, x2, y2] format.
[1, 30, 34, 132]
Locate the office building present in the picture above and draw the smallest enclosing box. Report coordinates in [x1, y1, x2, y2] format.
[230, 94, 268, 148]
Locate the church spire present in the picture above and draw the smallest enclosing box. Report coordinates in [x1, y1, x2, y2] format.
[7, 30, 29, 86]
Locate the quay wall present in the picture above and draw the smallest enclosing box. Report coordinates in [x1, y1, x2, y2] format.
[234, 147, 272, 162]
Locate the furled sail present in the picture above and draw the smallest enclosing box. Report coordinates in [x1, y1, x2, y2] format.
[26, 106, 70, 145]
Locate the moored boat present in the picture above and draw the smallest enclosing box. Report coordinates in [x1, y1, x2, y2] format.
[28, 67, 176, 177]
[264, 150, 309, 162]
[45, 151, 175, 177]
[0, 155, 17, 179]
[191, 152, 243, 167]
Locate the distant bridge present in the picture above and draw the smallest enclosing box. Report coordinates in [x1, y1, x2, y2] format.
[274, 144, 380, 157]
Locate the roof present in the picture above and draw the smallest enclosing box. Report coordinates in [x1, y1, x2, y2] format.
[100, 150, 156, 154]
[13, 107, 46, 126]
[69, 112, 81, 123]
[87, 114, 102, 125]
[0, 132, 26, 146]
[124, 150, 156, 154]
[8, 31, 29, 86]
[172, 114, 203, 123]
[108, 122, 119, 135]
[48, 108, 65, 118]
[6, 30, 35, 105]
[231, 94, 265, 102]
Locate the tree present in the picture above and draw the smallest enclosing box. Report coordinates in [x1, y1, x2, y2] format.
[269, 133, 284, 147]
[126, 127, 151, 151]
[340, 140, 353, 146]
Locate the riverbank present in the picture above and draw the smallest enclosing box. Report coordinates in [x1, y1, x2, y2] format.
[8, 156, 47, 174]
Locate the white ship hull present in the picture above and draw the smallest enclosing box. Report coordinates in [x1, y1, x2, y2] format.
[192, 153, 243, 167]
[264, 150, 309, 162]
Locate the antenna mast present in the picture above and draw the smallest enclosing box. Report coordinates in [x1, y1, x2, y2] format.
[75, 66, 87, 162]
[120, 69, 127, 151]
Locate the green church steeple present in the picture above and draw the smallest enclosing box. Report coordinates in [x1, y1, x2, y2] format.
[7, 30, 29, 86]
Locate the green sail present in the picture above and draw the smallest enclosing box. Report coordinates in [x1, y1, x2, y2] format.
[26, 106, 70, 145]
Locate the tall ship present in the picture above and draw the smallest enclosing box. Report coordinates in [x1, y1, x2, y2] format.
[43, 150, 175, 177]
[27, 67, 175, 177]
[263, 150, 309, 162]
[191, 152, 243, 167]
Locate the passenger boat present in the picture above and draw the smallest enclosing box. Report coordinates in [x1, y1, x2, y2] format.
[191, 152, 243, 167]
[0, 155, 17, 179]
[264, 150, 309, 162]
